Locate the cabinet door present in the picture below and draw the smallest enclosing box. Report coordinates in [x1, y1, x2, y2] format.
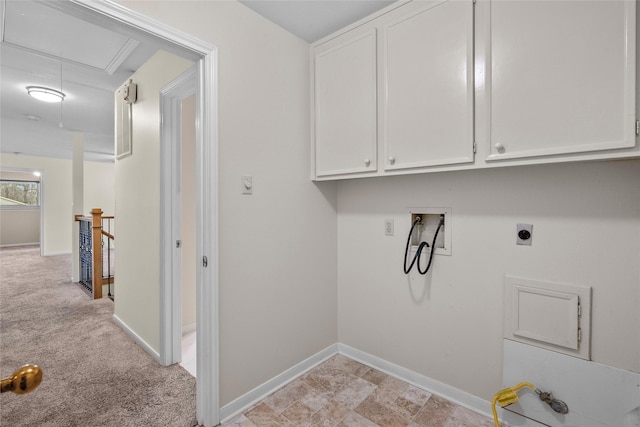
[382, 0, 475, 171]
[313, 29, 377, 177]
[485, 0, 636, 161]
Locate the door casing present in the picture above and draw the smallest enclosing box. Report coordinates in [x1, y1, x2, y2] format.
[67, 1, 220, 426]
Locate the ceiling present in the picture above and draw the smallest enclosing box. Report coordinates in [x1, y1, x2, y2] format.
[0, 0, 396, 163]
[240, 0, 396, 43]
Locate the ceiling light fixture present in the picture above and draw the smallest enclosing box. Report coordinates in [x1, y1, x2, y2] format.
[26, 86, 65, 103]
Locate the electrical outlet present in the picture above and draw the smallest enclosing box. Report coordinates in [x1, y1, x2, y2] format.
[517, 224, 533, 245]
[385, 219, 394, 236]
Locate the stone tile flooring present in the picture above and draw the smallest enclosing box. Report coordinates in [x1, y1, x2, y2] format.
[221, 354, 497, 427]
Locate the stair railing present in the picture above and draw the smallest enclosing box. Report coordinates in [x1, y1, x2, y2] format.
[74, 208, 115, 299]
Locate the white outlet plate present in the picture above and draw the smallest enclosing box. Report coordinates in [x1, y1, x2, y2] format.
[385, 219, 394, 236]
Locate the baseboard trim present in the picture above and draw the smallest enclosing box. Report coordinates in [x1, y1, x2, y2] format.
[337, 344, 542, 427]
[337, 344, 491, 417]
[43, 251, 71, 256]
[217, 342, 542, 426]
[219, 343, 339, 422]
[112, 314, 161, 364]
[0, 242, 40, 248]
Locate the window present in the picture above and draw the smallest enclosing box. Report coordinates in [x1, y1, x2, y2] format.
[0, 180, 40, 208]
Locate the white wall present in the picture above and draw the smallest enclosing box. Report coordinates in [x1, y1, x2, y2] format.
[116, 0, 338, 406]
[337, 159, 640, 401]
[113, 50, 194, 352]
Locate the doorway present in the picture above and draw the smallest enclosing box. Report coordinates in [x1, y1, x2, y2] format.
[56, 2, 220, 426]
[159, 67, 197, 376]
[180, 92, 198, 377]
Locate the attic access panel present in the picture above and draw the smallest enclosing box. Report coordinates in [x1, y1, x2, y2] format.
[3, 1, 138, 72]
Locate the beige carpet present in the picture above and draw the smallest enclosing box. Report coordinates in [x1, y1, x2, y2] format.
[0, 246, 198, 426]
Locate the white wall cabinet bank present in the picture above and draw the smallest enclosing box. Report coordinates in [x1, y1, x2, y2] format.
[312, 0, 474, 179]
[311, 0, 639, 181]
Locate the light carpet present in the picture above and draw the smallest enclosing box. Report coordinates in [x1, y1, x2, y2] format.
[0, 246, 198, 426]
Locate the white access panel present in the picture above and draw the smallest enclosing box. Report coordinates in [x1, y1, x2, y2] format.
[504, 275, 591, 360]
[486, 0, 636, 161]
[381, 0, 474, 171]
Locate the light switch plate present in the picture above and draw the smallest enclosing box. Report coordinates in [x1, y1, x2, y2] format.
[241, 176, 253, 194]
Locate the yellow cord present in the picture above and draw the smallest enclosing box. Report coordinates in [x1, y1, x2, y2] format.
[491, 382, 536, 427]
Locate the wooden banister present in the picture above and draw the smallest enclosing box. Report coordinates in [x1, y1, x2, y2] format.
[101, 230, 115, 241]
[91, 208, 103, 299]
[75, 209, 115, 299]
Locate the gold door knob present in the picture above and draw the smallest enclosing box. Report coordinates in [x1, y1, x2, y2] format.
[1, 365, 43, 395]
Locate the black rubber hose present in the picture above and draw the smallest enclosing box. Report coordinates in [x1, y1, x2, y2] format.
[403, 215, 445, 275]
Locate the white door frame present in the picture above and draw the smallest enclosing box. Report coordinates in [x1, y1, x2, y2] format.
[67, 2, 219, 426]
[159, 66, 196, 366]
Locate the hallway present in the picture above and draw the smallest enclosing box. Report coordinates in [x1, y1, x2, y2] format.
[0, 246, 197, 426]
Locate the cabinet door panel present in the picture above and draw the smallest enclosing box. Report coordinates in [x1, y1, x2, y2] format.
[487, 0, 636, 160]
[314, 30, 377, 177]
[383, 0, 474, 171]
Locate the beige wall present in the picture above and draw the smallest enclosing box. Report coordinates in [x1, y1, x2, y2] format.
[116, 0, 338, 406]
[0, 210, 40, 246]
[0, 154, 115, 255]
[337, 159, 640, 401]
[84, 160, 115, 217]
[113, 50, 194, 352]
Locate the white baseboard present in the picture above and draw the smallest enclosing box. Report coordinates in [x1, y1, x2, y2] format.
[219, 343, 339, 422]
[337, 344, 541, 427]
[214, 341, 540, 426]
[0, 242, 40, 248]
[113, 314, 161, 364]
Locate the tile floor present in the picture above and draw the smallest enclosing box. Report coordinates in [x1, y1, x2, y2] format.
[221, 354, 497, 427]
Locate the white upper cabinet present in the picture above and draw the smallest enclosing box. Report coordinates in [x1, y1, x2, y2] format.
[481, 0, 637, 161]
[311, 0, 638, 180]
[381, 0, 475, 171]
[311, 0, 474, 179]
[313, 28, 377, 177]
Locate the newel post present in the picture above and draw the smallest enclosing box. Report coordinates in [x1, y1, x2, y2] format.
[91, 208, 103, 299]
